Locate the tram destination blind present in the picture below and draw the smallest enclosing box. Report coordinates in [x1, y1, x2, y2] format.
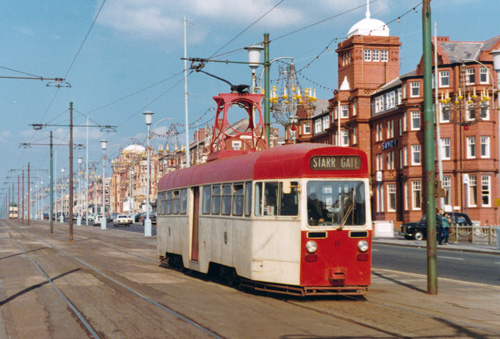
[310, 155, 361, 171]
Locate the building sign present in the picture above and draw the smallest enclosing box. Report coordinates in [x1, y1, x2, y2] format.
[310, 156, 361, 171]
[382, 139, 398, 150]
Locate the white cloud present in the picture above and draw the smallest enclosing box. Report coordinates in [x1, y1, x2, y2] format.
[0, 131, 11, 144]
[98, 0, 312, 44]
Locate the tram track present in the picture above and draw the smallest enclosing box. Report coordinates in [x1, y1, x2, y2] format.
[1, 222, 224, 339]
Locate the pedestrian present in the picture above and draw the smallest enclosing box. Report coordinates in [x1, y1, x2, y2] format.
[442, 212, 451, 245]
[436, 208, 443, 245]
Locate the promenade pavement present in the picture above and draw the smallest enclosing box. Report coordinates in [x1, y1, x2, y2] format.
[1, 220, 500, 338]
[373, 230, 500, 255]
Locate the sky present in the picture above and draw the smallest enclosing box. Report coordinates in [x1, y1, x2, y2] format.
[1, 0, 499, 203]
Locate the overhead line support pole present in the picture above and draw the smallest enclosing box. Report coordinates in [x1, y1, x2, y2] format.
[264, 33, 271, 145]
[422, 0, 438, 295]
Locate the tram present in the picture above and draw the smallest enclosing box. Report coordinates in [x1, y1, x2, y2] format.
[156, 143, 372, 296]
[9, 203, 18, 219]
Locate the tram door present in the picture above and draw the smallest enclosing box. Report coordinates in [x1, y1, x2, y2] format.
[191, 187, 200, 261]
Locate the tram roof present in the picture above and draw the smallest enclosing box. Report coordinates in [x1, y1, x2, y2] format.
[158, 143, 368, 190]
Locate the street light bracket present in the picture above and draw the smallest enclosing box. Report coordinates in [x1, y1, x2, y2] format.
[31, 124, 44, 130]
[100, 126, 117, 133]
[46, 80, 71, 88]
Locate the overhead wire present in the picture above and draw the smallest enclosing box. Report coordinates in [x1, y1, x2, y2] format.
[208, 0, 286, 59]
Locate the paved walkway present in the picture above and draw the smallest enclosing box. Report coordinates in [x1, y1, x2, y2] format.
[374, 231, 500, 255]
[1, 220, 500, 338]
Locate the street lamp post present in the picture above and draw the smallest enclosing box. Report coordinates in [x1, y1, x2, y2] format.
[60, 167, 65, 223]
[101, 140, 108, 230]
[77, 156, 83, 226]
[143, 111, 154, 237]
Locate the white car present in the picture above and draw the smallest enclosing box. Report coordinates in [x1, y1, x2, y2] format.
[93, 215, 104, 226]
[114, 214, 133, 227]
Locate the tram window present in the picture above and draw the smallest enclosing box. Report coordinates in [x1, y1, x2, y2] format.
[244, 182, 252, 217]
[255, 182, 263, 216]
[280, 181, 299, 216]
[173, 191, 180, 214]
[211, 185, 221, 215]
[221, 184, 232, 215]
[180, 189, 187, 214]
[264, 182, 278, 216]
[307, 181, 366, 226]
[232, 183, 244, 216]
[160, 192, 167, 215]
[202, 185, 211, 215]
[166, 191, 173, 215]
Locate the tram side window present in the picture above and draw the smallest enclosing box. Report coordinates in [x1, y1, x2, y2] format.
[280, 182, 299, 216]
[211, 184, 221, 215]
[255, 182, 263, 216]
[173, 190, 180, 214]
[232, 183, 244, 216]
[166, 191, 173, 215]
[244, 182, 252, 217]
[221, 184, 232, 215]
[255, 181, 298, 217]
[202, 185, 211, 214]
[264, 182, 278, 216]
[160, 192, 167, 215]
[180, 188, 187, 214]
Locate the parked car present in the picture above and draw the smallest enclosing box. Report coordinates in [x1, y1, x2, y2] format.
[93, 215, 104, 226]
[107, 212, 119, 224]
[87, 214, 95, 223]
[114, 214, 133, 227]
[43, 213, 49, 220]
[401, 212, 473, 240]
[142, 212, 157, 225]
[135, 212, 145, 222]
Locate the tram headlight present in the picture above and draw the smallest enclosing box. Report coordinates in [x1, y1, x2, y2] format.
[306, 240, 318, 254]
[357, 240, 369, 253]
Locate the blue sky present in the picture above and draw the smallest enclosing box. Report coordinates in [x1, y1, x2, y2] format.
[1, 0, 499, 201]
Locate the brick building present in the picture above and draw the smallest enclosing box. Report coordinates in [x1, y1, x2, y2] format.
[294, 6, 500, 225]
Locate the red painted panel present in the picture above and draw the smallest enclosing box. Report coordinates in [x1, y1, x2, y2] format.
[158, 143, 369, 191]
[300, 230, 372, 287]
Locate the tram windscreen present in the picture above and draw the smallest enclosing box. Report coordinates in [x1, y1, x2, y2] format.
[307, 181, 366, 226]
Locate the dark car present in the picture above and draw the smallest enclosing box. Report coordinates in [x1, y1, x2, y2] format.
[135, 212, 145, 222]
[401, 212, 472, 240]
[142, 212, 157, 225]
[107, 212, 119, 224]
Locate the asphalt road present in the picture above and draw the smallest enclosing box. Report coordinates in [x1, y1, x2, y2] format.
[373, 243, 500, 285]
[56, 219, 157, 235]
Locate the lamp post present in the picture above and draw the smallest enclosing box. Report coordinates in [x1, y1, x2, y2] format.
[490, 50, 500, 211]
[143, 110, 154, 237]
[77, 156, 83, 226]
[60, 167, 65, 223]
[245, 44, 264, 93]
[101, 140, 108, 230]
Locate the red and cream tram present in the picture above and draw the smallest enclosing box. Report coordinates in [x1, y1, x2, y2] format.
[156, 143, 372, 296]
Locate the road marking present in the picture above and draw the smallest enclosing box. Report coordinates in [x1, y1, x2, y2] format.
[438, 256, 464, 261]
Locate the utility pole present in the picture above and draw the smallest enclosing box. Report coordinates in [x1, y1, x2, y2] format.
[69, 102, 74, 241]
[27, 163, 30, 226]
[422, 0, 438, 295]
[50, 132, 54, 233]
[30, 103, 116, 241]
[264, 33, 271, 144]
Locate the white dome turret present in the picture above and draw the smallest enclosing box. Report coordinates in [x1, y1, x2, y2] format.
[347, 0, 389, 38]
